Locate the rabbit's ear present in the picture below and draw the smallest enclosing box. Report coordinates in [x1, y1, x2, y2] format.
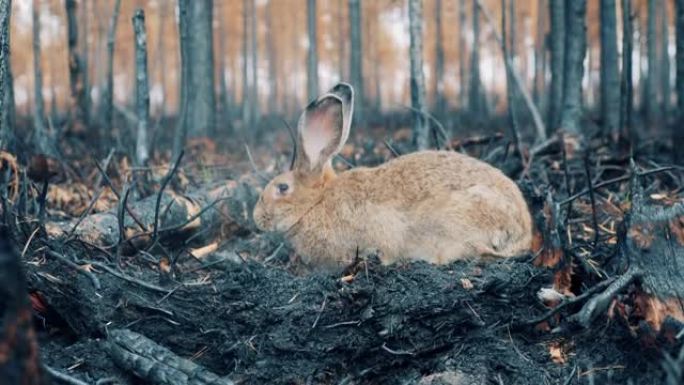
[294, 83, 354, 175]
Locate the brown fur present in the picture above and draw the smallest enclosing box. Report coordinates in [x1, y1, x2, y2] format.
[252, 84, 532, 269]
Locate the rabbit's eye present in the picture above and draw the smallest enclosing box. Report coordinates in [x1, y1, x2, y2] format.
[276, 183, 289, 194]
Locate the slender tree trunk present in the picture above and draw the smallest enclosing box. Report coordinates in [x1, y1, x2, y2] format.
[349, 0, 364, 125]
[0, 0, 12, 152]
[469, 0, 484, 115]
[433, 0, 446, 117]
[80, 0, 90, 125]
[645, 0, 659, 124]
[509, 0, 516, 60]
[156, 0, 168, 122]
[338, 0, 346, 80]
[266, 0, 278, 114]
[241, 0, 250, 130]
[548, 0, 565, 132]
[307, 0, 318, 101]
[675, 0, 684, 163]
[132, 9, 149, 166]
[620, 0, 633, 137]
[33, 0, 53, 156]
[559, 0, 587, 136]
[101, 0, 122, 137]
[249, 0, 258, 127]
[459, 0, 467, 109]
[600, 0, 620, 140]
[173, 0, 189, 158]
[660, 0, 671, 115]
[65, 0, 87, 134]
[409, 0, 428, 150]
[181, 0, 216, 138]
[533, 0, 546, 107]
[502, 0, 521, 151]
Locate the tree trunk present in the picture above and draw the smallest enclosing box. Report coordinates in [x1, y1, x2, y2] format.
[409, 0, 429, 150]
[180, 0, 216, 139]
[645, 0, 659, 124]
[600, 0, 620, 141]
[132, 9, 150, 167]
[675, 0, 684, 164]
[459, 0, 467, 110]
[101, 0, 122, 139]
[241, 0, 251, 130]
[338, 0, 346, 80]
[468, 0, 484, 116]
[249, 0, 259, 127]
[65, 0, 87, 134]
[80, 0, 90, 126]
[0, 230, 46, 385]
[32, 0, 54, 156]
[559, 0, 587, 137]
[620, 0, 634, 138]
[502, 0, 521, 152]
[349, 0, 364, 125]
[266, 0, 278, 114]
[0, 0, 12, 153]
[660, 0, 671, 116]
[173, 0, 189, 159]
[547, 0, 565, 133]
[533, 0, 546, 108]
[307, 0, 318, 101]
[433, 0, 446, 117]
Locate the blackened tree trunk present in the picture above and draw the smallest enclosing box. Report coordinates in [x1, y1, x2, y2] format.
[179, 0, 216, 139]
[174, 0, 189, 158]
[459, 0, 467, 109]
[559, 0, 587, 137]
[101, 0, 122, 136]
[408, 0, 429, 150]
[65, 0, 87, 134]
[0, 0, 12, 152]
[307, 0, 318, 101]
[660, 0, 671, 115]
[433, 0, 446, 117]
[33, 0, 53, 156]
[645, 0, 659, 124]
[468, 0, 484, 115]
[600, 0, 620, 140]
[349, 0, 364, 125]
[80, 0, 90, 125]
[502, 0, 521, 151]
[675, 0, 684, 164]
[620, 0, 633, 137]
[0, 230, 46, 385]
[547, 0, 565, 132]
[132, 9, 149, 166]
[217, 1, 231, 125]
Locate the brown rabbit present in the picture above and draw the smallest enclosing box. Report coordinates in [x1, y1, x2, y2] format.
[253, 83, 532, 269]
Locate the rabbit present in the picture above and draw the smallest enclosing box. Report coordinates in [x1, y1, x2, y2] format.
[253, 83, 532, 270]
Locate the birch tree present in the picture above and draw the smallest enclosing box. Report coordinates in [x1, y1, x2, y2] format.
[409, 0, 429, 150]
[133, 9, 150, 166]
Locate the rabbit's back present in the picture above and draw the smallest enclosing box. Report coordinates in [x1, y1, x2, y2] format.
[293, 151, 532, 267]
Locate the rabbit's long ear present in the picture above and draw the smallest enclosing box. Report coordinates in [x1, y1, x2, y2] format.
[294, 83, 354, 175]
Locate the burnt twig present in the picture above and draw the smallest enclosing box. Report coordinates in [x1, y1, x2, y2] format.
[152, 150, 184, 243]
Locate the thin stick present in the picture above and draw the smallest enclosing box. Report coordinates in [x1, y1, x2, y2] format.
[152, 150, 184, 242]
[43, 364, 90, 385]
[583, 155, 600, 246]
[93, 159, 147, 231]
[243, 144, 269, 182]
[558, 166, 674, 206]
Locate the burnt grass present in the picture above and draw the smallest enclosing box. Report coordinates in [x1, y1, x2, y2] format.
[32, 250, 669, 385]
